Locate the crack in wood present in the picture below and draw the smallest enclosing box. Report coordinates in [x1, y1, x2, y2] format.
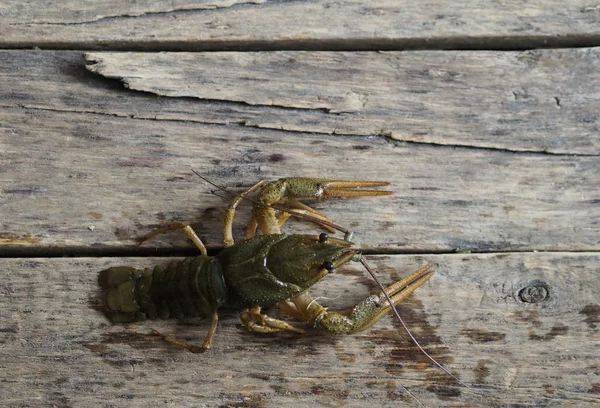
[6, 0, 272, 26]
[4, 36, 600, 52]
[6, 102, 596, 158]
[6, 103, 595, 157]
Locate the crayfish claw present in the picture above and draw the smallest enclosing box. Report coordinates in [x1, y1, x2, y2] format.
[250, 177, 392, 236]
[303, 264, 436, 334]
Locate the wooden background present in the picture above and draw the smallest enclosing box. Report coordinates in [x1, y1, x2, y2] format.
[1, 2, 599, 407]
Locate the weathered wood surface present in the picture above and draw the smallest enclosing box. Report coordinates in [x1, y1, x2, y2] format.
[0, 50, 598, 255]
[3, 48, 598, 155]
[1, 109, 598, 253]
[1, 1, 600, 49]
[1, 253, 599, 407]
[2, 3, 600, 405]
[84, 49, 600, 154]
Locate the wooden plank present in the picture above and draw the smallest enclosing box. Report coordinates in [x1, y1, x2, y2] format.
[1, 1, 599, 49]
[0, 104, 598, 253]
[1, 253, 598, 407]
[0, 49, 598, 255]
[83, 49, 600, 155]
[2, 49, 598, 155]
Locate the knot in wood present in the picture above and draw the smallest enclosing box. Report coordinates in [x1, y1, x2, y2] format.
[518, 281, 550, 303]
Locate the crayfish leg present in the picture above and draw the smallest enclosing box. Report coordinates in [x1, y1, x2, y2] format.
[222, 180, 266, 247]
[138, 222, 207, 256]
[239, 306, 305, 334]
[153, 312, 219, 353]
[276, 299, 306, 321]
[278, 199, 337, 233]
[244, 216, 259, 240]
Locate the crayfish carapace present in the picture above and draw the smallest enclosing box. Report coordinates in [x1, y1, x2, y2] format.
[99, 177, 435, 352]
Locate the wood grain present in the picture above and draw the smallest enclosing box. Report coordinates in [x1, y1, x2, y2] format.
[2, 3, 600, 404]
[84, 49, 600, 154]
[1, 253, 598, 407]
[1, 105, 598, 253]
[0, 50, 598, 254]
[4, 49, 599, 154]
[1, 1, 599, 49]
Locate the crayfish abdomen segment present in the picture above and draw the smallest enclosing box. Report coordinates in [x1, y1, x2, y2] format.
[99, 256, 227, 323]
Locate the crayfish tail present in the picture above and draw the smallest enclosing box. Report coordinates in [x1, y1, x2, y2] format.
[99, 256, 228, 324]
[99, 265, 154, 323]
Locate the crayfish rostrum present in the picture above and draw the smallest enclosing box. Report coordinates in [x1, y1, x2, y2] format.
[99, 178, 435, 352]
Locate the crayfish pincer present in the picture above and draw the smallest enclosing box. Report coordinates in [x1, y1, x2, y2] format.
[99, 177, 435, 352]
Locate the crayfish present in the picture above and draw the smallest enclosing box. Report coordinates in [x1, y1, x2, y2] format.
[99, 177, 435, 353]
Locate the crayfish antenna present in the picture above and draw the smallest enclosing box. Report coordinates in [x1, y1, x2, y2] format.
[358, 258, 471, 390]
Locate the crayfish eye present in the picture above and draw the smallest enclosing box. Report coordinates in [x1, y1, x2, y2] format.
[323, 261, 335, 272]
[318, 233, 329, 244]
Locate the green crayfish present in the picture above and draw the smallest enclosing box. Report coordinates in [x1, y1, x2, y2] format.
[99, 178, 435, 352]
